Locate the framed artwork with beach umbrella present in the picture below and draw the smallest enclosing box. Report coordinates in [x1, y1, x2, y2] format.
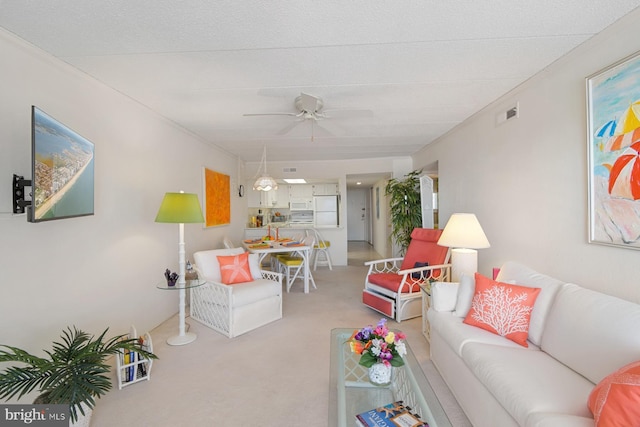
[587, 51, 640, 249]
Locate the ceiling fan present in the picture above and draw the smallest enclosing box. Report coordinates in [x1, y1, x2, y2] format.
[243, 93, 372, 140]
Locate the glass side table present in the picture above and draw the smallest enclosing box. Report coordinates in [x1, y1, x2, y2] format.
[157, 279, 205, 346]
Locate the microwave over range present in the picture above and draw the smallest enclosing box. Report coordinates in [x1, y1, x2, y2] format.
[289, 198, 313, 210]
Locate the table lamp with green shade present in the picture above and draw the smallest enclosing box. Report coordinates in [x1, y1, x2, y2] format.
[155, 191, 204, 345]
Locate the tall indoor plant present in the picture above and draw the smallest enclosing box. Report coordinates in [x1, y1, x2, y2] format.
[385, 169, 423, 254]
[0, 326, 157, 424]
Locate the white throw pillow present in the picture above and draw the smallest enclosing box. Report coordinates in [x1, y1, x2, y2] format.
[431, 282, 460, 312]
[248, 253, 262, 280]
[496, 261, 564, 346]
[454, 273, 475, 317]
[193, 247, 244, 282]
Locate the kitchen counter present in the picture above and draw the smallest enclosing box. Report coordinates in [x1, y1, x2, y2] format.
[244, 226, 346, 267]
[246, 223, 339, 230]
[244, 225, 339, 240]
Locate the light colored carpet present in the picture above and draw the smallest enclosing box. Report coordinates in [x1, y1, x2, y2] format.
[91, 256, 471, 426]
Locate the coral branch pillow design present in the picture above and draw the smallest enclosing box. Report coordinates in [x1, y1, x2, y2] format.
[217, 252, 252, 284]
[463, 273, 541, 347]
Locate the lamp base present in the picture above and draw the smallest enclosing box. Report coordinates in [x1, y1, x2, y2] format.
[451, 248, 478, 282]
[167, 332, 197, 346]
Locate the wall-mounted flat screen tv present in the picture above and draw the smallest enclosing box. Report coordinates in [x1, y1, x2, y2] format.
[28, 106, 94, 223]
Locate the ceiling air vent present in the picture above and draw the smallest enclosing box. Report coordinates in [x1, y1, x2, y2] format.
[496, 102, 519, 126]
[282, 167, 297, 173]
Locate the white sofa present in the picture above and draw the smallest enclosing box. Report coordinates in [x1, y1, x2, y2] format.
[427, 261, 640, 427]
[191, 248, 283, 338]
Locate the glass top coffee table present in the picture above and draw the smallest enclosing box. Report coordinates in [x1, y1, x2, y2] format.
[329, 328, 451, 427]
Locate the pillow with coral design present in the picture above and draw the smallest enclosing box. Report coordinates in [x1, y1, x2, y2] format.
[217, 252, 253, 284]
[588, 359, 640, 427]
[463, 273, 541, 347]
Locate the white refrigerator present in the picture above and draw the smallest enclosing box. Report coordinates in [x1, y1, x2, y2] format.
[314, 195, 339, 227]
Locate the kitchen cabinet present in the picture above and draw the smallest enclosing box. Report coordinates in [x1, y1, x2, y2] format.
[262, 186, 290, 208]
[312, 183, 338, 195]
[288, 184, 314, 199]
[247, 186, 289, 208]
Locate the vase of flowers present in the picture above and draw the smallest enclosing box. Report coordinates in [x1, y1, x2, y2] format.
[348, 318, 407, 386]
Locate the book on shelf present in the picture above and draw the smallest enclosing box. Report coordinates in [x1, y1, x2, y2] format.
[355, 401, 429, 427]
[117, 325, 153, 388]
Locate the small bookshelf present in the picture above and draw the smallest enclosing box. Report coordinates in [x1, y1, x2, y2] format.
[116, 325, 153, 389]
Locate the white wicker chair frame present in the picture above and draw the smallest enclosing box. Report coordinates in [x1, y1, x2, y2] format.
[190, 269, 283, 338]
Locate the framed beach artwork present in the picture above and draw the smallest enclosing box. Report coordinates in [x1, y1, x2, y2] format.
[202, 167, 230, 227]
[30, 107, 94, 222]
[587, 51, 640, 249]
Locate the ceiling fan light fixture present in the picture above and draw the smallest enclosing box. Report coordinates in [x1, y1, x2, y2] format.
[253, 146, 278, 192]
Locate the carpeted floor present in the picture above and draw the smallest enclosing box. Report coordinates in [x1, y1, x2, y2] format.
[91, 243, 471, 427]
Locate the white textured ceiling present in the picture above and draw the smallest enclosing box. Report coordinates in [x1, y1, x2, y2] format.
[1, 0, 639, 164]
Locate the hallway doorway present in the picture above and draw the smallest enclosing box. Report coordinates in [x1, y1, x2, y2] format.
[347, 241, 382, 266]
[347, 187, 368, 242]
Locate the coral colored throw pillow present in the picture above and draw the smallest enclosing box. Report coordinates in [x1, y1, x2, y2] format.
[588, 360, 640, 427]
[217, 252, 253, 284]
[463, 273, 541, 347]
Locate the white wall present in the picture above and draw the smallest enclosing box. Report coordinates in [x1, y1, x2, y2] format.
[0, 29, 247, 351]
[413, 9, 640, 303]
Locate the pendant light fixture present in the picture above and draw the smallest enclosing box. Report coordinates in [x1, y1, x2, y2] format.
[253, 145, 278, 191]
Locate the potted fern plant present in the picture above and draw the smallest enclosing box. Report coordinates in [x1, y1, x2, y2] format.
[0, 326, 157, 425]
[385, 169, 423, 254]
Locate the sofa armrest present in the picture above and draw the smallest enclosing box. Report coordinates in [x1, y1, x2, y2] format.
[430, 281, 460, 312]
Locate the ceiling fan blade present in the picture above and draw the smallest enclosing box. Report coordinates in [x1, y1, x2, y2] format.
[312, 121, 334, 136]
[322, 108, 374, 118]
[299, 93, 321, 112]
[277, 120, 305, 135]
[243, 112, 300, 117]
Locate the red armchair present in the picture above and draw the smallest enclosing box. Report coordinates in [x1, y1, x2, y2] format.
[363, 228, 451, 322]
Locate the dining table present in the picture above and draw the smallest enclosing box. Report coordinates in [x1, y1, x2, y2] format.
[243, 238, 313, 293]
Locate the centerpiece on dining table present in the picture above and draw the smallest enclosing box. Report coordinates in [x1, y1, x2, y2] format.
[348, 318, 407, 386]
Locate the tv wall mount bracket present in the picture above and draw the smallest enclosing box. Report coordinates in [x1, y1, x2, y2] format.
[12, 174, 32, 214]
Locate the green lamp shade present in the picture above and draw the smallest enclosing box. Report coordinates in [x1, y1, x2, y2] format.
[155, 192, 205, 223]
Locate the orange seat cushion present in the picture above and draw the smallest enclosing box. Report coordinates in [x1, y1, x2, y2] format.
[588, 360, 640, 427]
[368, 273, 415, 293]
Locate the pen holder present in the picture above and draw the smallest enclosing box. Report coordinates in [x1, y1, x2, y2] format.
[164, 268, 179, 287]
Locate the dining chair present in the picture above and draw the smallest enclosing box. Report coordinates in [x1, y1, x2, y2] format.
[307, 228, 332, 270]
[276, 235, 317, 292]
[223, 236, 236, 249]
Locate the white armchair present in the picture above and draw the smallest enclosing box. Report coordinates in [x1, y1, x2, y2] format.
[191, 248, 283, 338]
